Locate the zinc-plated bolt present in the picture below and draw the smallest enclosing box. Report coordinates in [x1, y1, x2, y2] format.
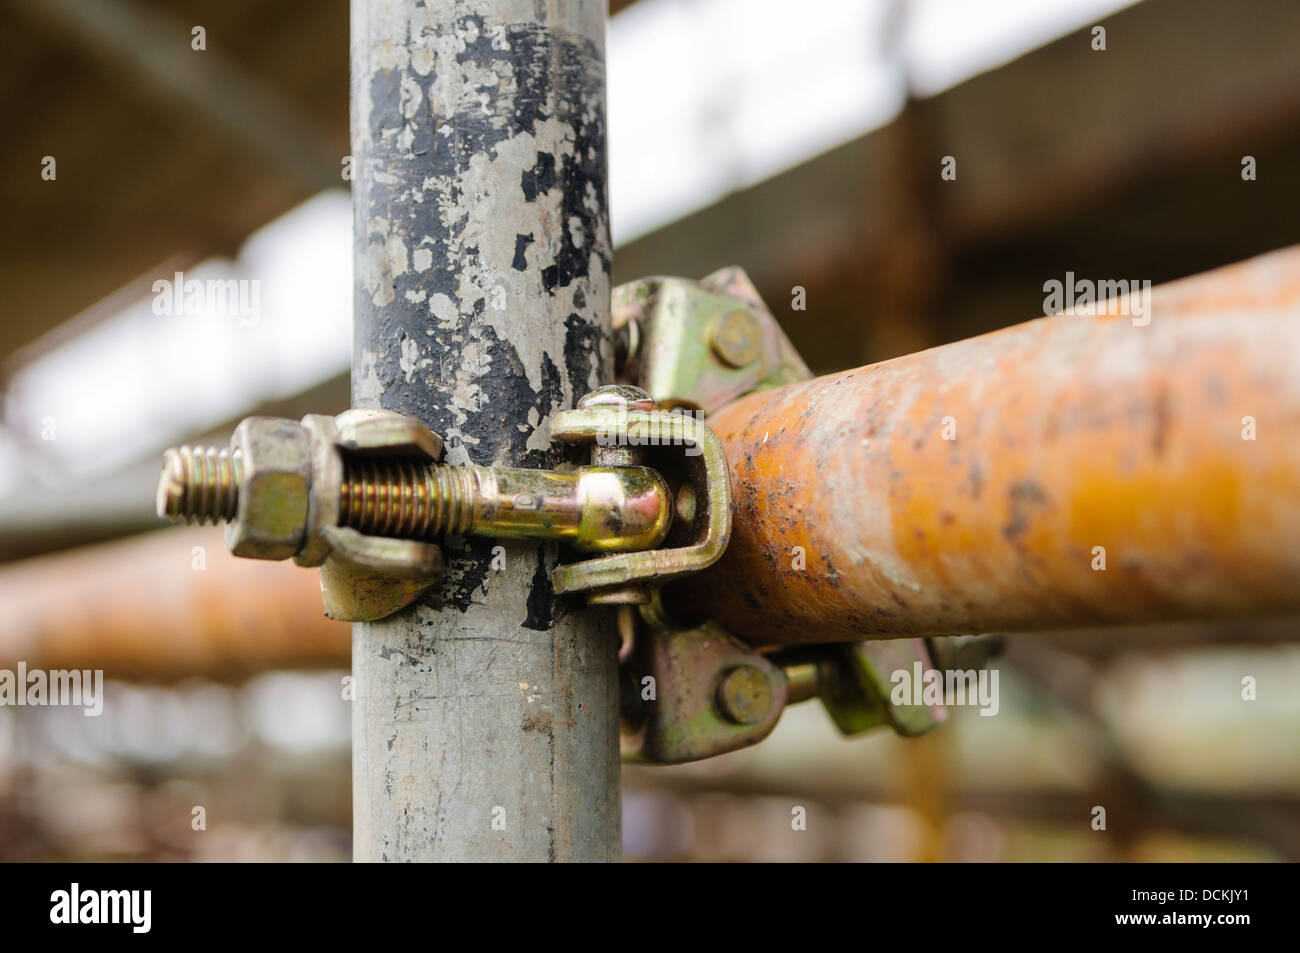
[716, 665, 774, 725]
[158, 432, 671, 555]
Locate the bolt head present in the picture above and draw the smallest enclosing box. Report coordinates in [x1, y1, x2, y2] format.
[716, 665, 773, 725]
[709, 309, 762, 368]
[224, 417, 312, 560]
[577, 384, 657, 413]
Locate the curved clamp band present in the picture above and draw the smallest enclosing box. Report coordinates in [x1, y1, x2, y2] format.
[548, 406, 732, 602]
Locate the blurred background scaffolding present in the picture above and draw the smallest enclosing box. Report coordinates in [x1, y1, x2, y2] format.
[1, 0, 1299, 861]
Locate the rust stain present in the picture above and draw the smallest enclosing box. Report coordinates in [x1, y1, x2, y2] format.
[669, 246, 1300, 643]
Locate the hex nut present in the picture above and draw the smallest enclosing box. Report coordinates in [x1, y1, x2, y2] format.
[224, 417, 312, 560]
[293, 414, 343, 568]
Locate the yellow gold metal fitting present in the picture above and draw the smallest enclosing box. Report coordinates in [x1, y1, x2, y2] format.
[157, 399, 688, 621]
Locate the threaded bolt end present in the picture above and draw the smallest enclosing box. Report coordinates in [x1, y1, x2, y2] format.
[157, 446, 242, 524]
[339, 458, 477, 538]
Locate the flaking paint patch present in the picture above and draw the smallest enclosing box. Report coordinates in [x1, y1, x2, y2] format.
[354, 348, 385, 408]
[428, 292, 458, 328]
[350, 2, 619, 864]
[399, 334, 432, 382]
[352, 15, 609, 469]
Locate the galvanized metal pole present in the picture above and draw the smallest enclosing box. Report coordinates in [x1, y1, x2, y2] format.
[349, 0, 619, 861]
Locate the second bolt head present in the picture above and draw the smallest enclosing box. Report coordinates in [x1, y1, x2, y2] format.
[716, 665, 774, 725]
[709, 309, 762, 368]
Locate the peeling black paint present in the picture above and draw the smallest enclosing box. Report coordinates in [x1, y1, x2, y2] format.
[512, 232, 534, 271]
[563, 312, 601, 396]
[520, 152, 556, 201]
[354, 21, 609, 617]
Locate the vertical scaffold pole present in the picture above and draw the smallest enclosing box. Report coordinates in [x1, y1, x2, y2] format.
[350, 0, 619, 862]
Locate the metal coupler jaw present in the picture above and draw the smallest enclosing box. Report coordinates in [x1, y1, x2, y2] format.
[601, 267, 1006, 764]
[617, 598, 1005, 765]
[547, 385, 732, 605]
[157, 409, 450, 622]
[155, 387, 731, 623]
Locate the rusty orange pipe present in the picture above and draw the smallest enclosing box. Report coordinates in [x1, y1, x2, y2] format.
[0, 526, 348, 680]
[669, 247, 1300, 644]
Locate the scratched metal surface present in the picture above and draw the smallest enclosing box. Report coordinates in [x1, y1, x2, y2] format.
[672, 247, 1300, 645]
[349, 0, 619, 862]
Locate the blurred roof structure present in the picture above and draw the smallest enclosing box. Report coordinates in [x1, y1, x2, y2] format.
[4, 0, 1300, 560]
[0, 0, 349, 365]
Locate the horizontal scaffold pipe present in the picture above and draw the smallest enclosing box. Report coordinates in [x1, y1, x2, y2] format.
[668, 247, 1300, 644]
